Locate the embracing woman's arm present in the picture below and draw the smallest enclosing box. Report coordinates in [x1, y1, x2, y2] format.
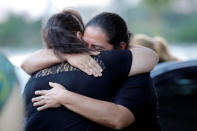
[33, 82, 134, 130]
[21, 47, 157, 76]
[21, 49, 102, 76]
[60, 89, 134, 130]
[128, 46, 159, 76]
[21, 49, 60, 75]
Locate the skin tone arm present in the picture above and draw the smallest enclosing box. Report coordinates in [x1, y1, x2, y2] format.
[21, 46, 158, 77]
[21, 49, 59, 75]
[32, 82, 135, 130]
[21, 49, 102, 77]
[129, 45, 159, 76]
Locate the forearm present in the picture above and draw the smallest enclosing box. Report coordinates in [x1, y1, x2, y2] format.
[60, 90, 134, 130]
[21, 49, 62, 75]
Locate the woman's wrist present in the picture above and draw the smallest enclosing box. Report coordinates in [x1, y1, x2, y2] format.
[62, 54, 69, 61]
[59, 89, 72, 106]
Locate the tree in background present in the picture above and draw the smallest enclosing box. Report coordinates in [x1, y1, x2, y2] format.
[140, 0, 171, 35]
[0, 14, 42, 47]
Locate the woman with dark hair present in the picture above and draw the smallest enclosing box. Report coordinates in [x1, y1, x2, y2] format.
[22, 11, 159, 131]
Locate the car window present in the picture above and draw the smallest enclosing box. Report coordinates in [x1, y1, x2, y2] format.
[155, 71, 197, 131]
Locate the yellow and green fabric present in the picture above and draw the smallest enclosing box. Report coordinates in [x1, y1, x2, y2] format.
[0, 53, 18, 111]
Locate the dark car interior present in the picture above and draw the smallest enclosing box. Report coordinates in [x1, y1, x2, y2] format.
[151, 60, 197, 131]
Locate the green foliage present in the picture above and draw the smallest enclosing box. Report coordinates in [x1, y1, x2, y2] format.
[160, 11, 197, 42]
[0, 5, 197, 48]
[0, 14, 42, 47]
[141, 0, 171, 11]
[126, 7, 197, 43]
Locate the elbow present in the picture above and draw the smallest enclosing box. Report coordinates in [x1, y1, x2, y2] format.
[154, 51, 159, 65]
[111, 118, 130, 130]
[20, 62, 26, 70]
[111, 120, 125, 130]
[151, 51, 159, 69]
[147, 49, 159, 71]
[20, 62, 26, 72]
[20, 62, 33, 75]
[99, 105, 135, 130]
[110, 116, 135, 130]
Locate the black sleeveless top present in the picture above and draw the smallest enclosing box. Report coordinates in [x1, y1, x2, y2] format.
[24, 50, 132, 131]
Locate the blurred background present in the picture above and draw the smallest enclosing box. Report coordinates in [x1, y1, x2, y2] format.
[0, 0, 197, 66]
[0, 0, 197, 87]
[0, 0, 197, 130]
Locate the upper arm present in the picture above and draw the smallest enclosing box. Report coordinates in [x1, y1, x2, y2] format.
[128, 47, 159, 76]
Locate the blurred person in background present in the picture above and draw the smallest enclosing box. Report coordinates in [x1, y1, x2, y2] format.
[133, 34, 180, 63]
[0, 53, 24, 131]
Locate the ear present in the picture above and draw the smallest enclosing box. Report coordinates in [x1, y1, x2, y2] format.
[119, 42, 127, 50]
[76, 31, 82, 40]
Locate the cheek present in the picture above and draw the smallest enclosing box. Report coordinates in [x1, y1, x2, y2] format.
[83, 38, 92, 48]
[104, 43, 114, 50]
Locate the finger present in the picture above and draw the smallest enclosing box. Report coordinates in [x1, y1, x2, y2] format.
[32, 96, 45, 102]
[79, 64, 92, 75]
[95, 62, 103, 74]
[37, 104, 48, 111]
[33, 100, 46, 107]
[87, 61, 98, 77]
[89, 59, 102, 77]
[90, 58, 102, 73]
[95, 65, 102, 77]
[49, 82, 62, 87]
[49, 82, 60, 88]
[86, 65, 95, 76]
[84, 68, 92, 76]
[92, 62, 102, 77]
[49, 82, 55, 88]
[81, 63, 93, 75]
[49, 82, 66, 89]
[35, 90, 48, 95]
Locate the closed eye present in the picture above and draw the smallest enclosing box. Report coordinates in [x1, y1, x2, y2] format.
[91, 45, 105, 51]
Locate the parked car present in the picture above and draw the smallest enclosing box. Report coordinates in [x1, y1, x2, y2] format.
[151, 59, 197, 131]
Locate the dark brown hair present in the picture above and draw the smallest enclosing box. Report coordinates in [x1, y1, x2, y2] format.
[61, 9, 85, 33]
[42, 10, 91, 61]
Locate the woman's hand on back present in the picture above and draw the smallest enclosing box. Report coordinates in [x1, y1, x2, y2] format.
[32, 82, 66, 111]
[63, 52, 103, 77]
